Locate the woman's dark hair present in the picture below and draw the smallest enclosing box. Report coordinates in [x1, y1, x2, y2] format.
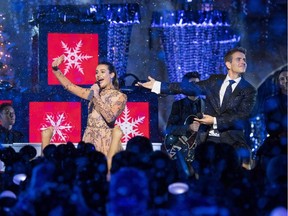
[98, 61, 119, 90]
[276, 65, 287, 83]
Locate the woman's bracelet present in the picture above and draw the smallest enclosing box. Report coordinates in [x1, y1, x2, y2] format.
[52, 66, 59, 71]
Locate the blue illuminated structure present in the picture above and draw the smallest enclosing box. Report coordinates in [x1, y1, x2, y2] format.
[151, 10, 240, 83]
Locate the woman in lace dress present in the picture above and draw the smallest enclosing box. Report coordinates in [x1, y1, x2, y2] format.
[51, 55, 127, 156]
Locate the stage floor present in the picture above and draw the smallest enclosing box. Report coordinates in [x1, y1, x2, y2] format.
[2, 143, 163, 157]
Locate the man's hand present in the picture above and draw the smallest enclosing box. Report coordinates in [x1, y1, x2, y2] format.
[136, 76, 156, 90]
[194, 114, 214, 125]
[189, 121, 200, 132]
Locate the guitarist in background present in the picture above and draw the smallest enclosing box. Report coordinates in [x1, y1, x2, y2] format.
[165, 72, 204, 161]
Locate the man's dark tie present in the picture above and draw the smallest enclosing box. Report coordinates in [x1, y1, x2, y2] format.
[221, 80, 235, 111]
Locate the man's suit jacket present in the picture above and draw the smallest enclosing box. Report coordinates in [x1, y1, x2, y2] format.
[0, 125, 24, 144]
[161, 74, 257, 146]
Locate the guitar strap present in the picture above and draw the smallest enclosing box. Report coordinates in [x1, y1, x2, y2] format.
[199, 95, 206, 113]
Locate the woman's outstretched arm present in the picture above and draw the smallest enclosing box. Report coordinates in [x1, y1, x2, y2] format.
[52, 55, 91, 100]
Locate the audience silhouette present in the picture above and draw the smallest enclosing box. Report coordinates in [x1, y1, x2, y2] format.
[0, 123, 286, 215]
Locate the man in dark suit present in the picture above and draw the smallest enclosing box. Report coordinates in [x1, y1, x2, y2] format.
[0, 103, 24, 144]
[137, 47, 257, 168]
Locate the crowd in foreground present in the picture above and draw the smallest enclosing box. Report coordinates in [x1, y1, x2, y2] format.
[0, 133, 286, 216]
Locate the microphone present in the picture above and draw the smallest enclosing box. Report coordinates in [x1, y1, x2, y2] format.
[87, 90, 94, 100]
[196, 112, 203, 119]
[87, 81, 101, 100]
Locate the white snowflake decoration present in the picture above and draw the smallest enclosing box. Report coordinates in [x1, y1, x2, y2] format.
[53, 40, 93, 75]
[115, 106, 145, 143]
[40, 112, 73, 143]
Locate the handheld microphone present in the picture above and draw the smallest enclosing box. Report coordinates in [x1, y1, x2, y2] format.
[196, 112, 203, 119]
[87, 81, 101, 100]
[87, 90, 94, 100]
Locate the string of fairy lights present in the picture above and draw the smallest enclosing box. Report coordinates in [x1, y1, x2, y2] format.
[151, 9, 240, 100]
[107, 24, 134, 79]
[0, 14, 14, 83]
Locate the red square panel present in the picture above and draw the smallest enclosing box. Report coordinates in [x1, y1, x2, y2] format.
[48, 33, 99, 85]
[116, 102, 150, 143]
[29, 102, 82, 143]
[0, 100, 12, 105]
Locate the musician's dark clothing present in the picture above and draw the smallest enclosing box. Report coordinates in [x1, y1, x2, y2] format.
[161, 74, 257, 148]
[263, 93, 287, 137]
[166, 97, 203, 136]
[0, 125, 24, 144]
[255, 92, 287, 162]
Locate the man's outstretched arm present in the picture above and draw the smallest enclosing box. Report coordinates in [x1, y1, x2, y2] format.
[136, 76, 203, 96]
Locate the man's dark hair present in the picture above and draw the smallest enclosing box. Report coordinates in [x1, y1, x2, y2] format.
[0, 103, 13, 113]
[182, 71, 200, 82]
[224, 47, 247, 63]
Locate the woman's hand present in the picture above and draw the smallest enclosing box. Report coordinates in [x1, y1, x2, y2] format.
[112, 125, 124, 141]
[90, 83, 100, 97]
[52, 55, 65, 67]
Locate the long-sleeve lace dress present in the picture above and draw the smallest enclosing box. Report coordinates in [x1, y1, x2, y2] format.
[52, 70, 127, 156]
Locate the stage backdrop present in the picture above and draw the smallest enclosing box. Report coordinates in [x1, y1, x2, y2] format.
[27, 101, 152, 144]
[0, 4, 160, 145]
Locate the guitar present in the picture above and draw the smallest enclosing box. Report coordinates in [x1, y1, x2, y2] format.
[164, 113, 202, 162]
